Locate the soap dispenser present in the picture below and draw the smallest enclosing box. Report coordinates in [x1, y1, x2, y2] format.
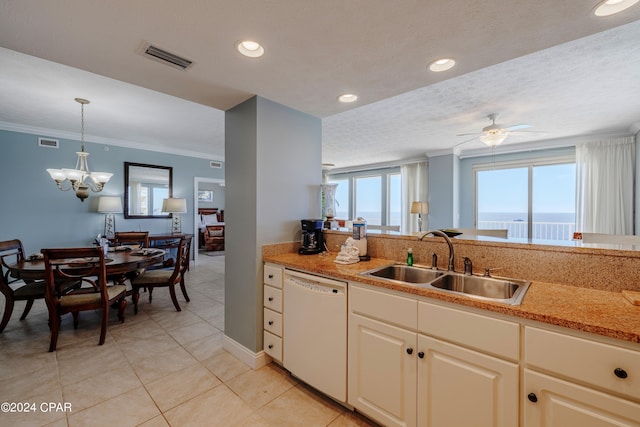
[407, 248, 414, 266]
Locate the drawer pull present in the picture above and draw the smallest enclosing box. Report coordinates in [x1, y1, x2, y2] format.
[527, 393, 538, 403]
[268, 344, 273, 349]
[268, 297, 274, 301]
[418, 351, 425, 359]
[268, 320, 274, 325]
[614, 368, 628, 379]
[406, 348, 413, 355]
[268, 274, 274, 279]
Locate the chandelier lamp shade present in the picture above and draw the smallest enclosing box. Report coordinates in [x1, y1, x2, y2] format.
[410, 201, 429, 232]
[97, 196, 123, 239]
[46, 98, 113, 202]
[162, 197, 187, 234]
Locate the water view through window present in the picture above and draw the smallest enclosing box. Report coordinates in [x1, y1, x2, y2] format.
[477, 163, 576, 240]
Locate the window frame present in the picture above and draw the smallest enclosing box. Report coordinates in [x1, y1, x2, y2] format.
[326, 167, 401, 227]
[473, 154, 575, 239]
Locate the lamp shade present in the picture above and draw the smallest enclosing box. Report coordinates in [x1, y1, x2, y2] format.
[162, 197, 187, 214]
[410, 201, 429, 214]
[97, 196, 123, 213]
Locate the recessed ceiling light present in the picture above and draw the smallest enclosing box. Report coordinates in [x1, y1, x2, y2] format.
[236, 40, 264, 58]
[338, 93, 358, 103]
[429, 58, 456, 72]
[594, 0, 639, 16]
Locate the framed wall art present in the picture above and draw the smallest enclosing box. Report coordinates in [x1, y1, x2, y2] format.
[198, 190, 214, 202]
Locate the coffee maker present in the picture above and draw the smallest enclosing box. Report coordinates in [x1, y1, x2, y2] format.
[298, 219, 324, 255]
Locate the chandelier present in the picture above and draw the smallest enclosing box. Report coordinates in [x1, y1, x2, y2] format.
[46, 98, 113, 202]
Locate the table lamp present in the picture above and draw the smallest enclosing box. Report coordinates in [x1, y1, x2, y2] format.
[410, 201, 429, 232]
[97, 196, 123, 239]
[162, 197, 187, 234]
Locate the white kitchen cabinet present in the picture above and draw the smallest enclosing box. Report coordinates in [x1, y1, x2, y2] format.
[524, 369, 640, 426]
[349, 312, 417, 427]
[348, 283, 519, 427]
[417, 334, 519, 427]
[524, 326, 640, 426]
[263, 263, 284, 362]
[417, 301, 519, 427]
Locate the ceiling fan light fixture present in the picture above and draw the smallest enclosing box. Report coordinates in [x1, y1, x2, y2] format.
[236, 40, 264, 58]
[480, 130, 509, 147]
[593, 0, 639, 16]
[338, 93, 358, 103]
[429, 58, 455, 72]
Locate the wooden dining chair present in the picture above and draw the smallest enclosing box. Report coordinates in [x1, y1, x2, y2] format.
[131, 235, 192, 314]
[0, 239, 46, 332]
[42, 247, 127, 352]
[114, 231, 149, 248]
[112, 231, 151, 283]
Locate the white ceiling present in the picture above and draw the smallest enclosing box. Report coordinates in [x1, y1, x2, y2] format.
[0, 1, 639, 169]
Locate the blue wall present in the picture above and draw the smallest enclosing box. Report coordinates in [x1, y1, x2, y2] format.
[0, 130, 224, 253]
[225, 96, 322, 353]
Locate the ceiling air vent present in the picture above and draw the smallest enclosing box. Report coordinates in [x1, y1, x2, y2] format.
[142, 44, 193, 70]
[210, 161, 223, 169]
[38, 137, 59, 148]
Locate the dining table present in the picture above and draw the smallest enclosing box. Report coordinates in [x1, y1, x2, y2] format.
[7, 248, 166, 282]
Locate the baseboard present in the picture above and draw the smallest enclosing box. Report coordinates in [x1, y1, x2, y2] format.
[223, 334, 272, 370]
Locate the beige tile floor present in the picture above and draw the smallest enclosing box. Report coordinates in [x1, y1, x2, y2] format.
[0, 253, 378, 427]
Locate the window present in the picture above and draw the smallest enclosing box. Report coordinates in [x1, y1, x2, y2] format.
[388, 173, 401, 226]
[475, 157, 576, 240]
[355, 176, 381, 225]
[333, 179, 349, 220]
[327, 167, 400, 228]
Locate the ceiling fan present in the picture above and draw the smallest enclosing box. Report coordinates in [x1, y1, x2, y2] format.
[456, 113, 539, 147]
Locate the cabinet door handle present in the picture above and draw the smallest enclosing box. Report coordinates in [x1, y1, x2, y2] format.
[527, 393, 538, 403]
[406, 348, 413, 355]
[418, 351, 425, 359]
[614, 368, 628, 379]
[268, 297, 273, 301]
[268, 274, 274, 279]
[268, 320, 274, 325]
[268, 344, 273, 349]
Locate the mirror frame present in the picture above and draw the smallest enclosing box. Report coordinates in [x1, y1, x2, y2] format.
[124, 162, 173, 219]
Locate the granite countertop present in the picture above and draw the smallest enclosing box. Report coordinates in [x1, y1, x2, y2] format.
[263, 252, 640, 344]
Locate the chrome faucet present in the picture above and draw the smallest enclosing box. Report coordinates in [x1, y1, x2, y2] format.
[463, 257, 473, 275]
[418, 230, 455, 271]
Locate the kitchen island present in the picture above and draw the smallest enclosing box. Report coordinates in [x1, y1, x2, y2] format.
[263, 236, 640, 426]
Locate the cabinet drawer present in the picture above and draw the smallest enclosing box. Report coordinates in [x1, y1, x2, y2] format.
[525, 326, 640, 401]
[350, 283, 417, 330]
[264, 285, 283, 312]
[418, 301, 519, 361]
[264, 308, 283, 336]
[264, 264, 283, 288]
[264, 330, 283, 362]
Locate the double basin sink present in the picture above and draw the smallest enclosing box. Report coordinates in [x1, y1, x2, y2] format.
[360, 264, 530, 305]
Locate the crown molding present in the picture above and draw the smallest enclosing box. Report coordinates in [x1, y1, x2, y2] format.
[425, 130, 635, 160]
[0, 121, 225, 162]
[324, 156, 427, 175]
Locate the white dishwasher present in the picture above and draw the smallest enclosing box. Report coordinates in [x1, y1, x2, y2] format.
[283, 269, 347, 403]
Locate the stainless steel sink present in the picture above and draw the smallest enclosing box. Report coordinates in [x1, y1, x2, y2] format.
[428, 273, 530, 305]
[360, 264, 530, 305]
[361, 264, 443, 283]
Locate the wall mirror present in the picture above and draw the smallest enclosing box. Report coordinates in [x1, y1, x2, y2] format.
[124, 162, 173, 218]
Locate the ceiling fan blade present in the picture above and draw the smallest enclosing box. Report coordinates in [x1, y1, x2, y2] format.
[456, 132, 481, 137]
[505, 124, 532, 131]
